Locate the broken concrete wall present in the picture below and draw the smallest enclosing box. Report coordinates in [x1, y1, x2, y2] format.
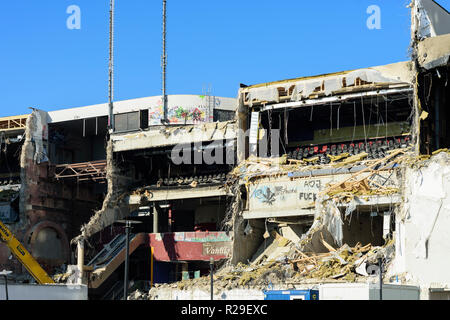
[231, 216, 265, 265]
[18, 109, 49, 229]
[223, 180, 266, 265]
[1, 111, 63, 273]
[417, 33, 450, 69]
[75, 140, 131, 242]
[6, 111, 49, 273]
[412, 0, 450, 40]
[1, 110, 102, 275]
[1, 112, 27, 273]
[392, 152, 450, 299]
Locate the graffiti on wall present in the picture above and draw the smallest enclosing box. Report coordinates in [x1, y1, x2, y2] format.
[149, 97, 212, 125]
[250, 178, 330, 212]
[252, 185, 297, 206]
[249, 172, 401, 213]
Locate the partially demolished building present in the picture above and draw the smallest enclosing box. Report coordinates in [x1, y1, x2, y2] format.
[0, 95, 237, 296]
[82, 100, 238, 298]
[0, 108, 107, 276]
[233, 60, 413, 257]
[1, 0, 450, 301]
[141, 0, 450, 300]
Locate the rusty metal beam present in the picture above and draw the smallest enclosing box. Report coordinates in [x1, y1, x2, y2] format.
[54, 160, 107, 182]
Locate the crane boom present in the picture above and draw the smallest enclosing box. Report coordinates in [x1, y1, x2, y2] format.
[0, 220, 55, 284]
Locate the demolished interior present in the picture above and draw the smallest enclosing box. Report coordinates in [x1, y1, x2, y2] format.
[139, 1, 450, 300]
[1, 0, 450, 301]
[61, 95, 238, 299]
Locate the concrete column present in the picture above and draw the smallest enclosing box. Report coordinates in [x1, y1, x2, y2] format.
[383, 212, 391, 239]
[153, 204, 158, 233]
[236, 95, 248, 164]
[77, 239, 84, 285]
[181, 263, 189, 280]
[168, 206, 172, 233]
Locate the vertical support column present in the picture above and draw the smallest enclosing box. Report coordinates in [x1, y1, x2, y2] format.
[153, 204, 159, 234]
[124, 221, 131, 300]
[383, 211, 391, 240]
[150, 247, 154, 288]
[168, 205, 172, 233]
[210, 257, 214, 300]
[236, 94, 248, 164]
[249, 111, 259, 157]
[379, 257, 383, 300]
[77, 239, 84, 285]
[181, 263, 189, 280]
[2, 275, 9, 300]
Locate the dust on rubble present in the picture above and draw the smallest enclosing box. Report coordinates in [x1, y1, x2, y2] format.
[127, 151, 449, 300]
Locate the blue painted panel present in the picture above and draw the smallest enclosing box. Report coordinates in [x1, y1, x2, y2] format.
[263, 290, 319, 300]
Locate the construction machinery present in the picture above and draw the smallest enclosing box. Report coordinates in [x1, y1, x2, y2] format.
[0, 219, 55, 284]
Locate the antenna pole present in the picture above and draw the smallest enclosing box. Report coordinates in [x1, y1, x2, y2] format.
[162, 0, 168, 124]
[108, 0, 115, 131]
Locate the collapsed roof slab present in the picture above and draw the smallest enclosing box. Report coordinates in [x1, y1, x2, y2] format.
[127, 185, 232, 205]
[239, 61, 414, 108]
[111, 120, 237, 152]
[417, 33, 450, 69]
[259, 87, 413, 112]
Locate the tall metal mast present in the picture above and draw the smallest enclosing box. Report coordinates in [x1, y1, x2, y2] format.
[108, 0, 115, 131]
[162, 0, 168, 124]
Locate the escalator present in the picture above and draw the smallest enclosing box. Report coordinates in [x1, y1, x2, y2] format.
[87, 232, 147, 291]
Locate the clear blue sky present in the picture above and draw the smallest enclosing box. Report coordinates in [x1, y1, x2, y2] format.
[0, 0, 449, 116]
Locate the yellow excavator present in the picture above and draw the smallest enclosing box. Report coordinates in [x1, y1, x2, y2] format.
[0, 219, 54, 284]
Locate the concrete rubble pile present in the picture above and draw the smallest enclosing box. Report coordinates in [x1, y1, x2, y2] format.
[127, 149, 450, 300]
[127, 230, 395, 300]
